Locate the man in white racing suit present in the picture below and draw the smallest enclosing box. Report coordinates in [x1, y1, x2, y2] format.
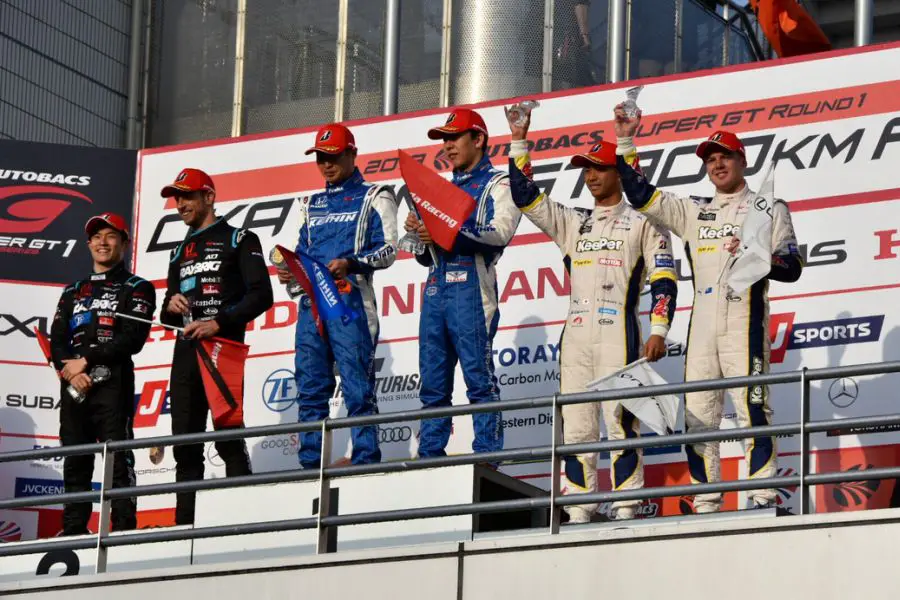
[507, 110, 677, 522]
[613, 105, 803, 513]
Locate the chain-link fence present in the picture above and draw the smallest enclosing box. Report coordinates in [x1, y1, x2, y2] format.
[144, 0, 760, 147]
[148, 0, 236, 146]
[553, 0, 608, 90]
[398, 0, 442, 114]
[0, 0, 132, 147]
[243, 0, 339, 134]
[628, 0, 678, 80]
[682, 0, 726, 73]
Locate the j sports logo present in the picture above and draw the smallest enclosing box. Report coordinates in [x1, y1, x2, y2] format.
[133, 380, 172, 428]
[770, 313, 884, 364]
[14, 477, 100, 498]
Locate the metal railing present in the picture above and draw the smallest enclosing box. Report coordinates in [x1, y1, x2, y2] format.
[3, 360, 900, 571]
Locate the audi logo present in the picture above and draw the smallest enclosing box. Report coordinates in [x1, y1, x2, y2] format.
[379, 426, 412, 443]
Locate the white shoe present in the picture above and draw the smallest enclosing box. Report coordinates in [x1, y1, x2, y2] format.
[694, 502, 720, 514]
[614, 506, 636, 520]
[565, 506, 594, 524]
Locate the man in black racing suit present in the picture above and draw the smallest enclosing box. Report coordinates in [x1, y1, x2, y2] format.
[50, 212, 155, 535]
[159, 167, 273, 525]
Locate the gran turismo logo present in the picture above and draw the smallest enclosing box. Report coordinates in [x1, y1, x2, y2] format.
[828, 378, 859, 408]
[831, 464, 879, 507]
[0, 521, 23, 542]
[775, 467, 798, 505]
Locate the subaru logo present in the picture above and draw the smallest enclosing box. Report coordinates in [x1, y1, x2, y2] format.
[262, 369, 299, 412]
[828, 378, 858, 408]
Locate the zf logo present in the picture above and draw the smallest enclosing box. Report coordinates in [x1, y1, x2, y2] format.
[0, 314, 46, 337]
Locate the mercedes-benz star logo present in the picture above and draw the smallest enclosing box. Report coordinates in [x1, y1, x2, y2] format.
[828, 378, 859, 408]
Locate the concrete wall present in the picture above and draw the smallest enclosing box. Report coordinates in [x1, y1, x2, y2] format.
[5, 508, 900, 599]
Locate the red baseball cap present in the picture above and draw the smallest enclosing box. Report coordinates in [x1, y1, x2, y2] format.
[85, 212, 130, 240]
[305, 123, 357, 155]
[427, 108, 489, 140]
[160, 168, 216, 198]
[696, 130, 746, 159]
[570, 141, 618, 168]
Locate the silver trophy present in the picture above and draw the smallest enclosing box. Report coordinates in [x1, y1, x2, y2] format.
[506, 99, 540, 128]
[623, 85, 643, 119]
[182, 297, 194, 327]
[269, 247, 304, 299]
[399, 195, 428, 256]
[67, 365, 111, 404]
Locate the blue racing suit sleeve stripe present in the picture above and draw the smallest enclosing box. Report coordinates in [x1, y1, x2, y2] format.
[453, 174, 520, 254]
[615, 155, 659, 210]
[348, 187, 398, 275]
[508, 158, 541, 209]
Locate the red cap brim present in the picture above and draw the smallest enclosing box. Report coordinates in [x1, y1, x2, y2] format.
[570, 154, 615, 168]
[304, 146, 346, 155]
[427, 126, 454, 140]
[85, 216, 128, 239]
[696, 140, 745, 159]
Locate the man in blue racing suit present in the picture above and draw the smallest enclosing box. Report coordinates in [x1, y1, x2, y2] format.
[280, 123, 398, 469]
[404, 108, 521, 459]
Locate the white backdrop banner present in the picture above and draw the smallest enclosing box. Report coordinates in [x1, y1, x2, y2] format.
[2, 43, 900, 539]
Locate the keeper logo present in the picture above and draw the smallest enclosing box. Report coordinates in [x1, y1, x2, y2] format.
[698, 224, 740, 240]
[575, 238, 624, 252]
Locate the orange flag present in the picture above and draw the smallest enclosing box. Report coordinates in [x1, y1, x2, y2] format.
[750, 0, 831, 58]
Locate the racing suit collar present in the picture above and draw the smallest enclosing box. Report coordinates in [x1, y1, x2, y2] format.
[89, 261, 126, 280]
[714, 182, 751, 207]
[325, 168, 365, 193]
[452, 154, 493, 184]
[592, 198, 627, 217]
[189, 216, 227, 238]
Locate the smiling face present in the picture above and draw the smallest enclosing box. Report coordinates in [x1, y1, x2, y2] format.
[316, 149, 357, 185]
[583, 165, 621, 203]
[704, 149, 746, 194]
[174, 190, 215, 229]
[87, 227, 126, 268]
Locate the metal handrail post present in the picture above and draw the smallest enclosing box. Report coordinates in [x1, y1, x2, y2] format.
[316, 418, 334, 554]
[382, 0, 401, 115]
[549, 393, 562, 534]
[95, 442, 114, 573]
[855, 0, 873, 47]
[438, 0, 453, 106]
[799, 367, 811, 514]
[541, 0, 555, 92]
[608, 0, 627, 82]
